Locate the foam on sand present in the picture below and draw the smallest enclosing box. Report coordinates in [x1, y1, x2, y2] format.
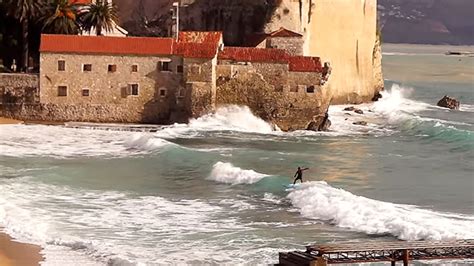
[287, 181, 474, 241]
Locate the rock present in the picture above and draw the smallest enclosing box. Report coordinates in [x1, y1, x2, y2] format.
[307, 112, 331, 131]
[354, 109, 364, 114]
[343, 106, 356, 111]
[372, 91, 382, 101]
[353, 121, 367, 126]
[437, 95, 460, 110]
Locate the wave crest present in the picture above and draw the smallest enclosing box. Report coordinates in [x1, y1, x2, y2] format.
[208, 162, 269, 185]
[287, 181, 474, 241]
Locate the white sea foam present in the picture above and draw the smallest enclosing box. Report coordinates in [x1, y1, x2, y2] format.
[460, 104, 474, 113]
[287, 181, 474, 241]
[0, 125, 144, 158]
[208, 162, 269, 184]
[153, 105, 277, 139]
[0, 179, 249, 265]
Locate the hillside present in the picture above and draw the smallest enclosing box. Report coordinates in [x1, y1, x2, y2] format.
[378, 0, 474, 45]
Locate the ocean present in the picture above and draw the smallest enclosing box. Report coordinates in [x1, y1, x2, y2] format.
[1, 44, 473, 265]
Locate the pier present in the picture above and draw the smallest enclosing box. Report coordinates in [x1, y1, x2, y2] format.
[278, 239, 474, 266]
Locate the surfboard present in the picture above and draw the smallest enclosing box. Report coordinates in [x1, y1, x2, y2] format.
[283, 183, 301, 190]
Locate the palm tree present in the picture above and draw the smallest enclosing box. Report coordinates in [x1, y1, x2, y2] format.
[4, 0, 43, 72]
[39, 0, 82, 35]
[80, 0, 118, 36]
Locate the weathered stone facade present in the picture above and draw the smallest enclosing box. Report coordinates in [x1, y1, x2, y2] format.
[40, 53, 187, 123]
[0, 74, 39, 104]
[178, 0, 383, 104]
[1, 31, 331, 131]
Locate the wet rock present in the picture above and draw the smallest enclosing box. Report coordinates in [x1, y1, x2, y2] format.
[372, 91, 383, 101]
[354, 109, 364, 114]
[343, 106, 356, 111]
[307, 112, 331, 131]
[437, 95, 460, 110]
[353, 121, 368, 126]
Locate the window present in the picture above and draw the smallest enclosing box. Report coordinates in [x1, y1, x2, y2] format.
[306, 85, 315, 93]
[159, 88, 167, 97]
[108, 64, 117, 72]
[57, 86, 67, 96]
[128, 84, 139, 96]
[82, 89, 90, 97]
[161, 62, 170, 72]
[131, 64, 138, 72]
[290, 86, 298, 92]
[274, 85, 283, 92]
[177, 87, 185, 98]
[177, 65, 183, 73]
[58, 60, 65, 71]
[83, 64, 92, 72]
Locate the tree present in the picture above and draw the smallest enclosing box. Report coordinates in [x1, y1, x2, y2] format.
[39, 0, 82, 35]
[4, 0, 43, 72]
[80, 0, 118, 36]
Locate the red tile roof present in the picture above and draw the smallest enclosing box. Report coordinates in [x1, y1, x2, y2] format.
[288, 56, 323, 72]
[218, 47, 290, 63]
[178, 31, 222, 44]
[218, 47, 322, 72]
[69, 0, 91, 4]
[40, 34, 175, 56]
[269, 27, 303, 38]
[174, 42, 218, 59]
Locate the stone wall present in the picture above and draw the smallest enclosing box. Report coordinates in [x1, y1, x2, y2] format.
[179, 0, 383, 104]
[266, 37, 304, 55]
[0, 73, 39, 104]
[38, 52, 216, 123]
[0, 103, 169, 123]
[216, 61, 329, 131]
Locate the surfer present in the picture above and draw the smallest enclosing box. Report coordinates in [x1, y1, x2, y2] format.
[293, 167, 309, 184]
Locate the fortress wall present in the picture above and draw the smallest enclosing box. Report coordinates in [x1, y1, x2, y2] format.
[265, 0, 383, 104]
[306, 0, 382, 103]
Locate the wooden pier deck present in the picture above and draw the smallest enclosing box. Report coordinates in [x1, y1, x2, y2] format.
[278, 239, 474, 266]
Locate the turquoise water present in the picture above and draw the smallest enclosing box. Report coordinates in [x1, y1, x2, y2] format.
[0, 44, 473, 265]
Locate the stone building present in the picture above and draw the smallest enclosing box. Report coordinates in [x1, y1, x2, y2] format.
[2, 29, 330, 130]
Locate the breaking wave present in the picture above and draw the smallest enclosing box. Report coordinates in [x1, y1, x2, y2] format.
[208, 162, 269, 185]
[287, 181, 474, 241]
[154, 105, 277, 139]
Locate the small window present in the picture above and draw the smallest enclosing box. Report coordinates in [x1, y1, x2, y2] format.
[290, 86, 298, 92]
[162, 62, 170, 72]
[130, 84, 139, 95]
[108, 64, 117, 72]
[177, 65, 183, 73]
[83, 64, 92, 72]
[58, 60, 65, 71]
[274, 85, 283, 92]
[82, 89, 90, 97]
[306, 85, 315, 93]
[58, 86, 67, 96]
[131, 64, 138, 72]
[177, 88, 185, 98]
[159, 88, 167, 97]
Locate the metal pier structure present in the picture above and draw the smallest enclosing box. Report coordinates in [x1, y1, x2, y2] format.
[278, 240, 474, 266]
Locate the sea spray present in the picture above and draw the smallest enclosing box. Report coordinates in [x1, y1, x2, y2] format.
[287, 181, 474, 241]
[189, 106, 276, 133]
[208, 162, 269, 184]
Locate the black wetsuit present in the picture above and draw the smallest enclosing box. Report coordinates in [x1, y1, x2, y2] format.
[293, 169, 303, 184]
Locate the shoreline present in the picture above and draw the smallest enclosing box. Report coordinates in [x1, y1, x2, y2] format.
[0, 232, 43, 266]
[0, 117, 23, 125]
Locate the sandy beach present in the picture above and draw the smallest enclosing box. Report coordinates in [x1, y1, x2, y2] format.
[0, 117, 23, 125]
[0, 233, 43, 266]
